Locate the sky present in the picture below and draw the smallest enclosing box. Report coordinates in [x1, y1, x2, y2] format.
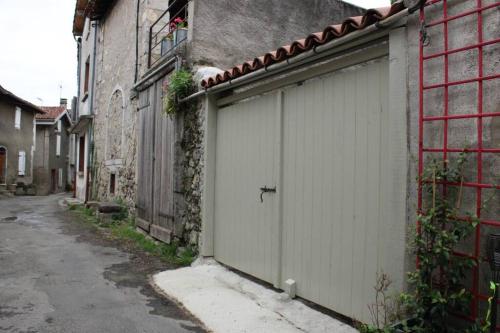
[0, 0, 389, 107]
[0, 0, 77, 107]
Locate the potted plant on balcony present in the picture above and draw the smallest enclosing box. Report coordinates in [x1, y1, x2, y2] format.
[171, 17, 187, 45]
[161, 32, 174, 56]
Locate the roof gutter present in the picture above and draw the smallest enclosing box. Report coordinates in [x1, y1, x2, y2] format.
[181, 7, 409, 102]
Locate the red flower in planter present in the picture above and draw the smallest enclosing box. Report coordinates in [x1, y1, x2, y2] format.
[170, 17, 186, 31]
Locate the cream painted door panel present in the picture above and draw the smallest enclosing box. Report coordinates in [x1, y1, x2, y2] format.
[214, 93, 278, 284]
[280, 57, 404, 323]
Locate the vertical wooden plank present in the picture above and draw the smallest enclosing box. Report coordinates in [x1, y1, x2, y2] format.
[273, 90, 284, 288]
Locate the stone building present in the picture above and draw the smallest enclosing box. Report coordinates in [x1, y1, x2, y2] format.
[0, 84, 42, 189]
[34, 100, 73, 195]
[71, 0, 365, 246]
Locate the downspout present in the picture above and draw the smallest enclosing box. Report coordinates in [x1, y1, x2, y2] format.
[73, 37, 82, 198]
[134, 0, 140, 83]
[86, 20, 99, 203]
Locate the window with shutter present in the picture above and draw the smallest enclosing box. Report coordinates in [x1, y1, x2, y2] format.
[56, 135, 61, 156]
[15, 107, 21, 129]
[18, 151, 26, 176]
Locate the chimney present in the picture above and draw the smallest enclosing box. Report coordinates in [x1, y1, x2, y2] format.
[60, 98, 68, 108]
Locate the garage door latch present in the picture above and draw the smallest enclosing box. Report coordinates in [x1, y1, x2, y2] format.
[259, 186, 276, 202]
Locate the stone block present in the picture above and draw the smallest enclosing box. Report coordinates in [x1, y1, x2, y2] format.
[97, 212, 115, 225]
[97, 202, 122, 213]
[86, 201, 100, 210]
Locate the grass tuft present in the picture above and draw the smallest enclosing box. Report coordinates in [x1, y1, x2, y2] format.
[69, 204, 196, 265]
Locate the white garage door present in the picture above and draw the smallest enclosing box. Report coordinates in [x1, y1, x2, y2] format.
[213, 56, 406, 322]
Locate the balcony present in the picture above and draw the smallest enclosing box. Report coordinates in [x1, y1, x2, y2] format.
[148, 0, 188, 69]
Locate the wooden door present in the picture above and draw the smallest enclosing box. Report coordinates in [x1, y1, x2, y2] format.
[0, 147, 6, 184]
[214, 92, 279, 284]
[51, 169, 57, 193]
[136, 76, 175, 243]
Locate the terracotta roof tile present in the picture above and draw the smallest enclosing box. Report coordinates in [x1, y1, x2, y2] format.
[201, 2, 406, 89]
[37, 106, 67, 120]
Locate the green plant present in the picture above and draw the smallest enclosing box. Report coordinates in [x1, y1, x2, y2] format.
[163, 69, 193, 116]
[466, 281, 496, 333]
[358, 273, 405, 333]
[402, 152, 479, 332]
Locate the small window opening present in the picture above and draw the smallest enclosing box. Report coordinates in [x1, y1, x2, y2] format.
[109, 173, 116, 194]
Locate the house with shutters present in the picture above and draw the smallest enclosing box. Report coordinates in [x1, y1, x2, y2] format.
[0, 84, 42, 190]
[33, 99, 73, 195]
[70, 0, 365, 244]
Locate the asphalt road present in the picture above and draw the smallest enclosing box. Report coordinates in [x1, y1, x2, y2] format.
[0, 194, 204, 333]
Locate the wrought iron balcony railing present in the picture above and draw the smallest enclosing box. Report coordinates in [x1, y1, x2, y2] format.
[148, 0, 188, 68]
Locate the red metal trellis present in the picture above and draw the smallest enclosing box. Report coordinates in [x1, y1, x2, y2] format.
[419, 0, 500, 326]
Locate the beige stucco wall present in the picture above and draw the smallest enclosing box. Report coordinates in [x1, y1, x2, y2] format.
[0, 100, 36, 185]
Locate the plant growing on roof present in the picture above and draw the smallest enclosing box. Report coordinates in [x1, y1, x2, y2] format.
[163, 69, 194, 117]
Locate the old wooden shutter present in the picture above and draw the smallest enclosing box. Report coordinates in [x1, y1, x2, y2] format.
[18, 150, 26, 176]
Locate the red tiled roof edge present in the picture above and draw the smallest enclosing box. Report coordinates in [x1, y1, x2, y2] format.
[201, 2, 406, 89]
[36, 106, 67, 120]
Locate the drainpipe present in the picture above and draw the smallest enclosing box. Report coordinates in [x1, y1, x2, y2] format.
[134, 0, 140, 83]
[74, 36, 82, 198]
[85, 20, 99, 203]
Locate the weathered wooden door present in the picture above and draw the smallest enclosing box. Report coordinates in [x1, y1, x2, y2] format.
[51, 169, 57, 193]
[136, 76, 175, 243]
[0, 147, 6, 184]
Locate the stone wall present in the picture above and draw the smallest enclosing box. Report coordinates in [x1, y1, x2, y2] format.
[92, 0, 138, 208]
[180, 98, 204, 246]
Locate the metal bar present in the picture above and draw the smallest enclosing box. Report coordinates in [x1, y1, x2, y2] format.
[422, 180, 500, 189]
[423, 147, 500, 153]
[417, 6, 425, 243]
[423, 38, 500, 60]
[473, 0, 485, 319]
[426, 2, 500, 27]
[423, 111, 500, 121]
[423, 73, 500, 89]
[150, 0, 180, 29]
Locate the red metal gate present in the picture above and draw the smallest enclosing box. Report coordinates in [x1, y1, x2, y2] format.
[419, 0, 500, 325]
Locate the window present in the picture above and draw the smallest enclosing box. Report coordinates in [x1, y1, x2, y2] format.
[18, 150, 26, 176]
[15, 107, 21, 129]
[56, 122, 61, 157]
[83, 56, 90, 95]
[78, 136, 85, 172]
[109, 173, 116, 194]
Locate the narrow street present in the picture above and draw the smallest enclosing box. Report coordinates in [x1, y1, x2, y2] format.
[0, 194, 204, 333]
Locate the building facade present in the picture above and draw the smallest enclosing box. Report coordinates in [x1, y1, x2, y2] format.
[0, 85, 42, 188]
[34, 100, 73, 195]
[71, 0, 365, 246]
[198, 0, 500, 324]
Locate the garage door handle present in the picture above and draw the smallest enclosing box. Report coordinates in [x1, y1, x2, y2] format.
[260, 186, 276, 203]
